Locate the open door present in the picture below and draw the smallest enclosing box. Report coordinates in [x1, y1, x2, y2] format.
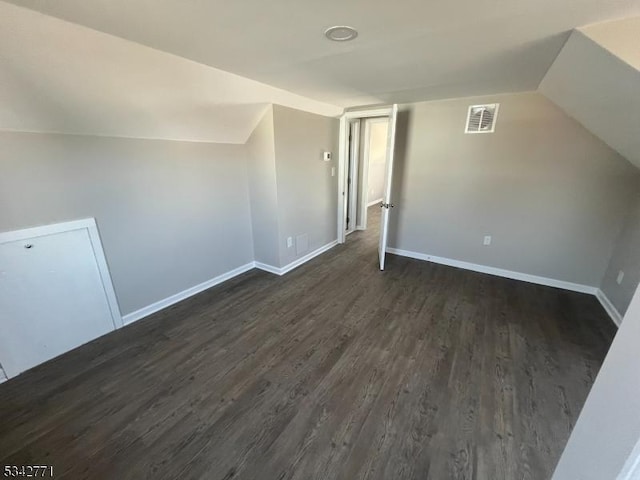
[378, 104, 398, 270]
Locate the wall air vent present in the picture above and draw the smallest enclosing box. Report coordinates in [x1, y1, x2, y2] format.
[465, 104, 499, 134]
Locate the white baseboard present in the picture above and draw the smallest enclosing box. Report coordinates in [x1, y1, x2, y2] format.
[386, 248, 598, 295]
[122, 262, 255, 325]
[596, 289, 623, 327]
[122, 240, 339, 326]
[368, 198, 383, 208]
[618, 436, 640, 480]
[253, 261, 281, 275]
[118, 244, 621, 332]
[386, 247, 624, 327]
[255, 240, 338, 276]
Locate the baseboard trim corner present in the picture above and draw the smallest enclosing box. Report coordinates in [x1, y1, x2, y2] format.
[386, 247, 598, 295]
[122, 240, 339, 326]
[122, 262, 255, 326]
[596, 289, 623, 327]
[255, 240, 338, 276]
[253, 261, 281, 275]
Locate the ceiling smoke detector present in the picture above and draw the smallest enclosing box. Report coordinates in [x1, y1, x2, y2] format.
[324, 26, 358, 42]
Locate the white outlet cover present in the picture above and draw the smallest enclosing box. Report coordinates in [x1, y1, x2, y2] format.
[331, 167, 335, 177]
[287, 237, 293, 248]
[483, 235, 492, 246]
[617, 270, 625, 285]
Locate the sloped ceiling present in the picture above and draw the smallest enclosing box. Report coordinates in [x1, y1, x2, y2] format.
[581, 17, 640, 71]
[0, 2, 341, 144]
[5, 0, 640, 107]
[539, 19, 640, 169]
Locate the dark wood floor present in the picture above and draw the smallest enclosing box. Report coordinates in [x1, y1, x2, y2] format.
[0, 207, 616, 480]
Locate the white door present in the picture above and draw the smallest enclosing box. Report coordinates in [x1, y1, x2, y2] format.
[0, 227, 117, 377]
[378, 104, 398, 270]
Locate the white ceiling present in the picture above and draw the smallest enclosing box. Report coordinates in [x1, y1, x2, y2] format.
[6, 0, 640, 107]
[0, 2, 340, 143]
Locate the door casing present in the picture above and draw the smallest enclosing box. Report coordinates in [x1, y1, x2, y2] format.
[337, 105, 398, 270]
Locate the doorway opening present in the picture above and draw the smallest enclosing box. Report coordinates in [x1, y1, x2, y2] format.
[337, 105, 398, 270]
[358, 117, 389, 232]
[344, 117, 390, 244]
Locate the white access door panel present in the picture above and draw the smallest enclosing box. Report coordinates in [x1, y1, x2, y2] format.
[0, 227, 117, 378]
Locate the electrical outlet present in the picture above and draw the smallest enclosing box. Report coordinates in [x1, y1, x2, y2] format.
[331, 167, 335, 177]
[617, 270, 625, 285]
[483, 235, 492, 246]
[287, 237, 293, 248]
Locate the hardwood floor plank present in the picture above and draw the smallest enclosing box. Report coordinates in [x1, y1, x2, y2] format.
[0, 207, 616, 479]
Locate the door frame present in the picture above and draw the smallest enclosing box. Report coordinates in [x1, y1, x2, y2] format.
[0, 218, 123, 329]
[345, 119, 361, 236]
[337, 106, 395, 244]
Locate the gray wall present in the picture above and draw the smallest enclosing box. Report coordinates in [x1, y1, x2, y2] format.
[552, 284, 640, 479]
[246, 106, 281, 266]
[0, 131, 254, 315]
[388, 92, 640, 287]
[272, 105, 339, 267]
[600, 194, 640, 315]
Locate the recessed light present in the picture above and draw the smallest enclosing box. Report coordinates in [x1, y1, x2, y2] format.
[324, 26, 358, 42]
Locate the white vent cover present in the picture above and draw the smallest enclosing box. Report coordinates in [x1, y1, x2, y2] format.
[465, 104, 499, 134]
